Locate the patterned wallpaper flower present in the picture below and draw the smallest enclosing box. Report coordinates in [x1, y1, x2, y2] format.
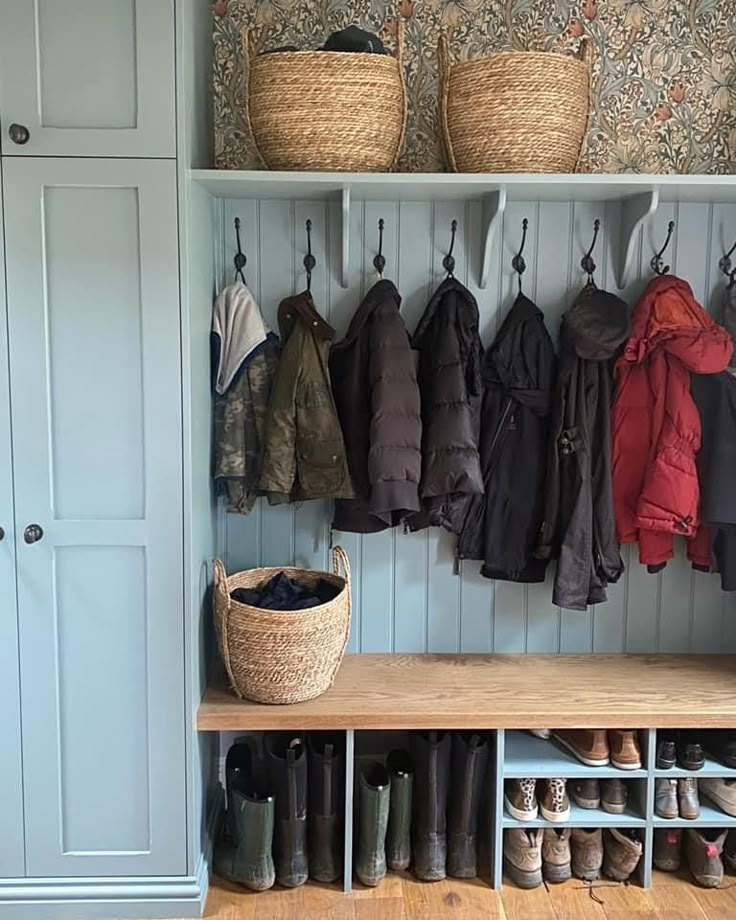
[213, 0, 736, 173]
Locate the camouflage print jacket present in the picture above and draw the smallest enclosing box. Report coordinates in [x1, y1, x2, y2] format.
[259, 292, 353, 503]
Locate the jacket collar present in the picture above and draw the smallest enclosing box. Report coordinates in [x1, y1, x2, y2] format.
[278, 291, 335, 342]
[413, 276, 479, 342]
[333, 279, 401, 349]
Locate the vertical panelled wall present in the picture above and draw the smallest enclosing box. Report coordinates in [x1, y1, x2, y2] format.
[221, 197, 736, 655]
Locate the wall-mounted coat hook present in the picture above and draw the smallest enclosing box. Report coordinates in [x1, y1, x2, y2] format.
[443, 219, 458, 277]
[373, 218, 386, 276]
[512, 218, 529, 290]
[651, 220, 675, 276]
[581, 218, 601, 285]
[719, 240, 736, 289]
[233, 217, 247, 284]
[304, 219, 316, 292]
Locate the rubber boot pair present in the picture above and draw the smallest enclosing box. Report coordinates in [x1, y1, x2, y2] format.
[214, 738, 275, 891]
[355, 749, 414, 886]
[412, 731, 489, 881]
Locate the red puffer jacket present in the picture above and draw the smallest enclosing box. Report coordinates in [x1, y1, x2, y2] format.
[612, 275, 733, 569]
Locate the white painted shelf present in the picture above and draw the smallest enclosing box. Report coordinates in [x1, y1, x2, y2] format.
[191, 169, 736, 291]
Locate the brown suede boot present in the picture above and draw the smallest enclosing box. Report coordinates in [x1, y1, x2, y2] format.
[603, 828, 642, 882]
[542, 828, 571, 883]
[571, 827, 603, 881]
[553, 730, 609, 767]
[685, 828, 726, 888]
[608, 730, 642, 770]
[503, 828, 543, 889]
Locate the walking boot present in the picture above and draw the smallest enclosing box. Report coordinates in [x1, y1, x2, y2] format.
[503, 828, 543, 889]
[571, 827, 603, 881]
[355, 761, 390, 887]
[685, 828, 726, 888]
[447, 732, 489, 878]
[603, 828, 642, 882]
[308, 732, 344, 883]
[542, 828, 571, 883]
[265, 732, 309, 888]
[386, 749, 413, 871]
[654, 828, 682, 872]
[411, 730, 451, 881]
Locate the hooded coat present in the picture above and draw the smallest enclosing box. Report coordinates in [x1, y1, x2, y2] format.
[536, 285, 629, 611]
[258, 292, 353, 503]
[329, 280, 422, 533]
[612, 275, 733, 570]
[407, 277, 484, 535]
[457, 293, 556, 582]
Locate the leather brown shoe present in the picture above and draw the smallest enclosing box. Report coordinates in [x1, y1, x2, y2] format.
[608, 730, 642, 770]
[569, 778, 600, 810]
[553, 730, 609, 767]
[600, 778, 627, 815]
[571, 827, 603, 881]
[603, 828, 642, 882]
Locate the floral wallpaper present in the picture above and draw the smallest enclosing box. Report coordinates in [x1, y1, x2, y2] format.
[213, 0, 736, 174]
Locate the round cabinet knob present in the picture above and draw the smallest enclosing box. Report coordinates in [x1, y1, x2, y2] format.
[23, 524, 43, 544]
[8, 123, 30, 145]
[0, 526, 4, 541]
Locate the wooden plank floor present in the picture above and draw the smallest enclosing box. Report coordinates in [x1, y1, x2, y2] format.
[198, 870, 736, 919]
[198, 654, 736, 731]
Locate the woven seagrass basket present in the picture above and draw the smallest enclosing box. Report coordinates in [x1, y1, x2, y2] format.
[243, 27, 407, 172]
[438, 35, 592, 173]
[213, 546, 351, 704]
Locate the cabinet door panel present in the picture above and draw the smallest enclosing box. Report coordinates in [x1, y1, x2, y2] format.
[0, 160, 25, 880]
[3, 157, 185, 878]
[0, 0, 175, 157]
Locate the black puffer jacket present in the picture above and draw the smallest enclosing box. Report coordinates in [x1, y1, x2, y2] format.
[407, 277, 484, 535]
[535, 285, 629, 610]
[330, 280, 422, 533]
[458, 293, 556, 581]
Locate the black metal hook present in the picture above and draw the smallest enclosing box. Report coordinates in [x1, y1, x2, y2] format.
[581, 218, 601, 284]
[373, 218, 386, 276]
[512, 218, 529, 290]
[233, 217, 247, 284]
[719, 240, 736, 289]
[304, 219, 316, 292]
[443, 220, 458, 277]
[651, 220, 675, 276]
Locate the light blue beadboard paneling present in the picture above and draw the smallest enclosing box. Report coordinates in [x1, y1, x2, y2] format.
[223, 195, 736, 656]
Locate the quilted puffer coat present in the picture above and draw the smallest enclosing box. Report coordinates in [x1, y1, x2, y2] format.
[329, 280, 422, 533]
[457, 293, 556, 582]
[612, 275, 733, 570]
[407, 277, 484, 535]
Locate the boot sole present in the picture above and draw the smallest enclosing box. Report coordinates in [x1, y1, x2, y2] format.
[700, 787, 736, 817]
[543, 862, 571, 883]
[678, 759, 705, 771]
[656, 757, 676, 769]
[692, 873, 723, 888]
[504, 796, 538, 821]
[571, 796, 600, 810]
[572, 865, 601, 881]
[610, 758, 642, 771]
[655, 807, 679, 819]
[539, 803, 571, 823]
[654, 858, 681, 872]
[504, 857, 542, 889]
[603, 859, 634, 882]
[553, 735, 609, 767]
[679, 808, 700, 820]
[602, 802, 626, 815]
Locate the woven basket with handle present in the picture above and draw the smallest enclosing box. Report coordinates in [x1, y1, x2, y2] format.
[213, 546, 352, 705]
[243, 26, 407, 172]
[438, 35, 592, 174]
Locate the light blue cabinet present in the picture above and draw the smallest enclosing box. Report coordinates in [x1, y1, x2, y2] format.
[0, 0, 176, 158]
[0, 160, 25, 881]
[2, 157, 186, 878]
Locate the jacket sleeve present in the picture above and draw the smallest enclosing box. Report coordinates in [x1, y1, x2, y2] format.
[367, 306, 422, 516]
[535, 372, 565, 560]
[258, 329, 302, 503]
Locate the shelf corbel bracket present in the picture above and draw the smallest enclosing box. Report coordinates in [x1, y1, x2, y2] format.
[479, 187, 507, 289]
[340, 185, 350, 289]
[616, 188, 660, 288]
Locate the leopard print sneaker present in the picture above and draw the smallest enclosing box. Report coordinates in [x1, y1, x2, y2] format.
[540, 778, 571, 823]
[504, 778, 538, 821]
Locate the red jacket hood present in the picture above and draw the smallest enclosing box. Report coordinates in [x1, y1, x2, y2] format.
[622, 274, 733, 374]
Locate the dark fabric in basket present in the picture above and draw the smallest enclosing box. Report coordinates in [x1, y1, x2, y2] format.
[231, 571, 340, 611]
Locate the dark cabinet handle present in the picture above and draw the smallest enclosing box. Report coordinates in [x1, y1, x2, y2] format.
[24, 524, 43, 544]
[0, 527, 4, 541]
[8, 123, 30, 145]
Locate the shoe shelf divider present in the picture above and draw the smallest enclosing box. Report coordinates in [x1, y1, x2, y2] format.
[198, 654, 736, 893]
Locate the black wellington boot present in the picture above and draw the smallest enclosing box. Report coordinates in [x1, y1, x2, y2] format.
[265, 732, 309, 887]
[386, 749, 413, 871]
[355, 761, 390, 887]
[411, 730, 451, 881]
[447, 732, 489, 878]
[308, 732, 345, 883]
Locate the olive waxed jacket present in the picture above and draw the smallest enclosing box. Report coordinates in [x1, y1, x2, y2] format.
[258, 292, 353, 503]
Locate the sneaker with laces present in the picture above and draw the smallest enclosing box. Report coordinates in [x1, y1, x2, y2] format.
[504, 778, 537, 821]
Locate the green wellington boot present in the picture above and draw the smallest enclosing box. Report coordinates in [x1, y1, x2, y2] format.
[447, 732, 490, 878]
[355, 762, 391, 887]
[224, 738, 254, 842]
[265, 732, 309, 888]
[214, 785, 275, 891]
[386, 749, 413, 871]
[411, 730, 451, 881]
[308, 732, 345, 883]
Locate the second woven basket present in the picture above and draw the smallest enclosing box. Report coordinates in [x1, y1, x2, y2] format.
[439, 36, 592, 174]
